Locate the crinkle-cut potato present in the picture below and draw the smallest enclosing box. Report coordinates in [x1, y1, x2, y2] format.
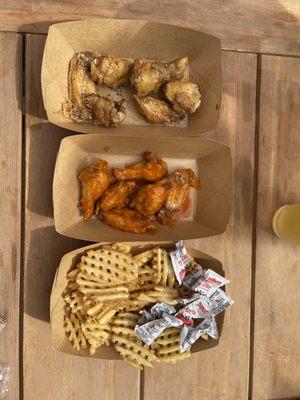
[64, 311, 87, 351]
[101, 243, 132, 254]
[62, 244, 193, 367]
[155, 327, 191, 363]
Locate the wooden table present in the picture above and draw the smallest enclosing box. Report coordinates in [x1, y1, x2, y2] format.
[0, 5, 300, 399]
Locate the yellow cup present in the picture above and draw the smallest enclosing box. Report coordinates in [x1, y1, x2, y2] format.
[272, 204, 300, 245]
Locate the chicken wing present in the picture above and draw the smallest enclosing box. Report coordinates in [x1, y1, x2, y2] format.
[156, 169, 200, 225]
[130, 179, 174, 216]
[101, 207, 155, 233]
[98, 181, 136, 211]
[164, 79, 202, 113]
[68, 52, 97, 108]
[114, 152, 168, 182]
[83, 94, 127, 127]
[130, 57, 188, 97]
[78, 159, 114, 220]
[90, 54, 132, 88]
[169, 169, 200, 189]
[132, 95, 180, 125]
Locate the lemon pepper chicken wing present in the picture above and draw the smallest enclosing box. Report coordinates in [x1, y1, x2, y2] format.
[98, 181, 136, 212]
[90, 54, 132, 88]
[68, 52, 97, 108]
[164, 79, 202, 113]
[78, 160, 114, 221]
[130, 179, 174, 216]
[83, 94, 127, 127]
[114, 152, 168, 182]
[156, 169, 200, 225]
[101, 207, 155, 233]
[132, 95, 181, 125]
[130, 57, 188, 97]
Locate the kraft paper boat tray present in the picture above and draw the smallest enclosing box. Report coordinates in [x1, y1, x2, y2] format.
[41, 18, 221, 137]
[53, 134, 232, 242]
[50, 241, 225, 359]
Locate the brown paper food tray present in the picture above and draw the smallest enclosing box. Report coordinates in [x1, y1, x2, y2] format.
[53, 134, 232, 242]
[50, 241, 225, 360]
[41, 18, 221, 137]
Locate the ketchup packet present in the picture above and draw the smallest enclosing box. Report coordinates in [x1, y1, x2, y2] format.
[170, 241, 190, 285]
[180, 316, 218, 352]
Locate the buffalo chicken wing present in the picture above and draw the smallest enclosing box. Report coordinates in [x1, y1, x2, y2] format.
[114, 152, 168, 182]
[130, 179, 174, 216]
[156, 169, 200, 225]
[98, 181, 136, 211]
[78, 159, 114, 220]
[101, 207, 155, 233]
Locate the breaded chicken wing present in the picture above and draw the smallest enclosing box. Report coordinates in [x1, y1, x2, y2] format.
[130, 57, 188, 97]
[114, 152, 168, 182]
[83, 94, 127, 127]
[101, 207, 155, 233]
[98, 181, 136, 211]
[78, 159, 114, 220]
[132, 95, 180, 125]
[130, 179, 173, 216]
[90, 54, 132, 88]
[164, 79, 202, 113]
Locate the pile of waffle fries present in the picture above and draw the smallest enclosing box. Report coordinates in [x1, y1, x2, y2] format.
[63, 243, 190, 368]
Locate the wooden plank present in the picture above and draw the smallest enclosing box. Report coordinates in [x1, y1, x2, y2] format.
[252, 55, 300, 399]
[23, 34, 140, 400]
[0, 32, 22, 400]
[0, 0, 300, 56]
[144, 52, 257, 400]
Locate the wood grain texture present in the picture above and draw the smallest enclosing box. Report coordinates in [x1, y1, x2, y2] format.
[23, 34, 140, 400]
[252, 56, 300, 400]
[144, 52, 257, 400]
[0, 0, 300, 56]
[0, 32, 22, 400]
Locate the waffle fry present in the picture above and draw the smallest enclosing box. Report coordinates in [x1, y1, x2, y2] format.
[134, 248, 156, 264]
[152, 248, 176, 288]
[130, 286, 179, 303]
[156, 327, 191, 363]
[81, 320, 111, 355]
[101, 243, 132, 254]
[64, 312, 87, 351]
[80, 248, 139, 285]
[78, 282, 130, 301]
[63, 291, 86, 313]
[112, 333, 158, 369]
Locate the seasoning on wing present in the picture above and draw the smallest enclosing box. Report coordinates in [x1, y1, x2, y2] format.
[156, 169, 200, 225]
[98, 181, 136, 211]
[90, 54, 133, 88]
[68, 52, 97, 108]
[114, 152, 168, 182]
[132, 95, 181, 125]
[78, 159, 114, 221]
[130, 178, 174, 216]
[163, 79, 202, 113]
[101, 207, 155, 233]
[130, 57, 188, 97]
[83, 94, 127, 127]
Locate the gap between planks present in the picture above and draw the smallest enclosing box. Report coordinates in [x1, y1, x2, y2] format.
[248, 54, 262, 400]
[19, 32, 26, 400]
